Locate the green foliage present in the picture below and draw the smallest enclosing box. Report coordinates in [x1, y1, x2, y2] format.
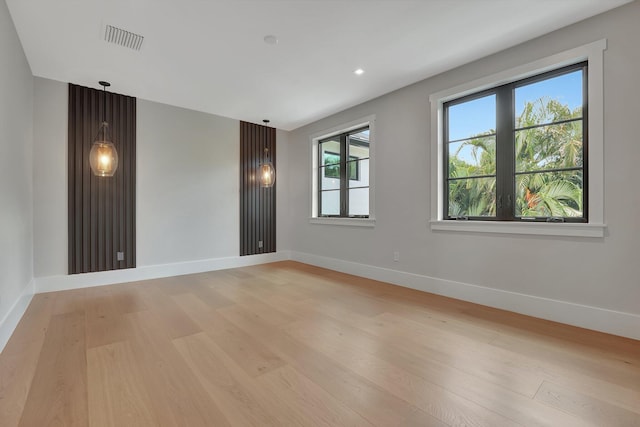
[449, 97, 583, 218]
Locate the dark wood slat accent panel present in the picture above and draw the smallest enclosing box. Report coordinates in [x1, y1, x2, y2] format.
[68, 83, 136, 274]
[240, 121, 276, 256]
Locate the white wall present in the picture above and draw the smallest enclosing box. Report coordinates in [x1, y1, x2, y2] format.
[275, 129, 291, 251]
[137, 100, 240, 265]
[287, 2, 640, 338]
[32, 79, 290, 290]
[0, 0, 34, 348]
[33, 78, 66, 277]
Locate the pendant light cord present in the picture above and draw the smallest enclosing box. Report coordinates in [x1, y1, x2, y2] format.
[103, 85, 106, 124]
[263, 119, 270, 161]
[99, 81, 111, 129]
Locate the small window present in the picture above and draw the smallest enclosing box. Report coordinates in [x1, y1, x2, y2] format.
[317, 127, 370, 217]
[444, 62, 587, 222]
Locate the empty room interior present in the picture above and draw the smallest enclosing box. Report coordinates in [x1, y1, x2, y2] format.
[1, 0, 639, 426]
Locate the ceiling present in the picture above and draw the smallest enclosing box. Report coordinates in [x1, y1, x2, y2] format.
[6, 0, 632, 131]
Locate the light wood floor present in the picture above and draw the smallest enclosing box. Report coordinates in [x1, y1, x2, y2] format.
[1, 261, 638, 426]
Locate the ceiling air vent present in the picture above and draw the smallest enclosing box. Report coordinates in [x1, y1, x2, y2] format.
[104, 25, 144, 51]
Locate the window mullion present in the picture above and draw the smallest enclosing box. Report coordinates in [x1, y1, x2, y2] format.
[340, 134, 347, 217]
[317, 143, 322, 215]
[443, 105, 450, 219]
[495, 85, 515, 220]
[582, 64, 589, 221]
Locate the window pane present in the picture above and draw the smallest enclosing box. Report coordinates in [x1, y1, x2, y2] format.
[320, 190, 340, 215]
[348, 188, 369, 216]
[516, 170, 583, 218]
[320, 165, 341, 190]
[515, 70, 583, 127]
[350, 128, 369, 144]
[348, 158, 368, 187]
[448, 136, 496, 178]
[322, 152, 340, 170]
[320, 139, 340, 166]
[349, 131, 369, 159]
[447, 94, 496, 141]
[515, 121, 582, 172]
[448, 177, 496, 217]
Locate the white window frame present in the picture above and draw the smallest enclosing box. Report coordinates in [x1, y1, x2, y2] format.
[429, 40, 607, 238]
[309, 115, 376, 227]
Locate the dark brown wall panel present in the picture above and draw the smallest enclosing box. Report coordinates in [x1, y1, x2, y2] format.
[240, 121, 276, 256]
[68, 83, 136, 274]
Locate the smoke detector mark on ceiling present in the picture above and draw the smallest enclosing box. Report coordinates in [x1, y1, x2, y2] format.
[104, 25, 144, 51]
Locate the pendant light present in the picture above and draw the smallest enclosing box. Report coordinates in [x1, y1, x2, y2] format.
[89, 81, 119, 177]
[259, 119, 275, 188]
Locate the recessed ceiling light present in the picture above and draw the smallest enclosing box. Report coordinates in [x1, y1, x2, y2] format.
[354, 68, 365, 76]
[263, 35, 278, 45]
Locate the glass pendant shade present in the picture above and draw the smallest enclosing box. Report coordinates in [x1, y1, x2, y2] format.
[89, 121, 118, 177]
[259, 162, 275, 187]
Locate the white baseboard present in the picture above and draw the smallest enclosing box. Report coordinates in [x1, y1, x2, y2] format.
[24, 249, 640, 341]
[0, 279, 35, 353]
[36, 251, 292, 293]
[291, 251, 640, 341]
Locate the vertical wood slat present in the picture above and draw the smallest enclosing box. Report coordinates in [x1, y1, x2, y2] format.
[239, 121, 276, 256]
[68, 83, 136, 274]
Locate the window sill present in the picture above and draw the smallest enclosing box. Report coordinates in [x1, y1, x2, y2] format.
[429, 220, 605, 238]
[309, 217, 376, 227]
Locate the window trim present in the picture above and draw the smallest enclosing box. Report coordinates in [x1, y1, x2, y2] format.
[429, 40, 607, 237]
[310, 115, 376, 226]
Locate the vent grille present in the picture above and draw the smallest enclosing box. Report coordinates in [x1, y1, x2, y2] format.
[104, 25, 144, 51]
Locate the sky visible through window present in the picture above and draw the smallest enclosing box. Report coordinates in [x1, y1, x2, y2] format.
[448, 70, 582, 141]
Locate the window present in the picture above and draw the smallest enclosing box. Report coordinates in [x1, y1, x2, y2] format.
[318, 127, 370, 217]
[310, 115, 375, 226]
[430, 40, 606, 237]
[445, 63, 587, 222]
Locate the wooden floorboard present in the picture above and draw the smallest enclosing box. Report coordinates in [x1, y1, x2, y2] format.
[0, 260, 638, 426]
[18, 311, 87, 426]
[87, 340, 159, 427]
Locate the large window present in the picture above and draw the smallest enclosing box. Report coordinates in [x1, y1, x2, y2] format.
[318, 127, 370, 217]
[444, 62, 587, 222]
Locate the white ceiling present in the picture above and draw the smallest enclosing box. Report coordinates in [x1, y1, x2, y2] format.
[6, 0, 632, 131]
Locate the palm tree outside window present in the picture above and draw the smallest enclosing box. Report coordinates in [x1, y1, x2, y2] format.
[444, 62, 587, 222]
